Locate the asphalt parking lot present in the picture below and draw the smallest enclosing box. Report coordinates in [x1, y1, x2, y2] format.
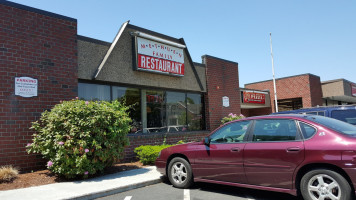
[96, 181, 301, 200]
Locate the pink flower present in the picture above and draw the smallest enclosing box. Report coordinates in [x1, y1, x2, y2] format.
[58, 141, 64, 145]
[47, 161, 53, 167]
[85, 149, 89, 153]
[84, 171, 88, 175]
[228, 113, 234, 117]
[232, 114, 237, 118]
[85, 101, 89, 105]
[60, 100, 63, 103]
[76, 97, 79, 100]
[26, 143, 32, 147]
[240, 114, 245, 117]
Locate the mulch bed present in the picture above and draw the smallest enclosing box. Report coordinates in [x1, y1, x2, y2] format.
[0, 161, 144, 191]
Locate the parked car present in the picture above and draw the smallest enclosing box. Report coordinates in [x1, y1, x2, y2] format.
[156, 114, 356, 200]
[271, 105, 356, 125]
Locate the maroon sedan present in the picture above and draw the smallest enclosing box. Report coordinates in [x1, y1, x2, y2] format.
[156, 114, 356, 200]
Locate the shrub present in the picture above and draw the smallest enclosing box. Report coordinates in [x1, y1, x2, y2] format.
[134, 144, 173, 165]
[27, 99, 131, 178]
[0, 165, 19, 182]
[221, 113, 245, 124]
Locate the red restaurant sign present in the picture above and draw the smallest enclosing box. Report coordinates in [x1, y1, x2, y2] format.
[352, 83, 356, 97]
[136, 37, 184, 76]
[243, 91, 266, 104]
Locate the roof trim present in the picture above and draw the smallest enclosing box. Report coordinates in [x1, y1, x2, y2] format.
[1, 0, 76, 22]
[126, 24, 182, 45]
[93, 20, 130, 79]
[245, 73, 320, 86]
[321, 78, 355, 85]
[202, 55, 238, 65]
[180, 38, 204, 92]
[77, 35, 111, 46]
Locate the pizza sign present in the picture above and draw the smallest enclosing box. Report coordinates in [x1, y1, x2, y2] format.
[136, 37, 184, 76]
[352, 83, 356, 97]
[243, 91, 266, 104]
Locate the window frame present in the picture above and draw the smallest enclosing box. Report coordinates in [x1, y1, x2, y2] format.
[296, 121, 318, 140]
[246, 119, 303, 143]
[209, 120, 253, 144]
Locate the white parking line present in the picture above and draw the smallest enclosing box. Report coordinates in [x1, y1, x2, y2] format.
[124, 196, 132, 200]
[184, 189, 190, 200]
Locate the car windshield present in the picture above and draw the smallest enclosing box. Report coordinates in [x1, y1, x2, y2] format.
[305, 115, 356, 135]
[331, 109, 356, 125]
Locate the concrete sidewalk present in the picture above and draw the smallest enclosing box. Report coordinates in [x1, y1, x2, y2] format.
[0, 166, 162, 200]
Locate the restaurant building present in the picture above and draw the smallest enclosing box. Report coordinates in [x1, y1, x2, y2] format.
[245, 74, 356, 114]
[0, 1, 242, 171]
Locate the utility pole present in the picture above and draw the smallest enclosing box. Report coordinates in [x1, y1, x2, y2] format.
[270, 33, 279, 112]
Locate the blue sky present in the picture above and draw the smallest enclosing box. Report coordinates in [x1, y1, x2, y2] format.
[9, 0, 356, 86]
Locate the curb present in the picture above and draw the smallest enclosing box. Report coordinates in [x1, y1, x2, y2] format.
[69, 177, 163, 200]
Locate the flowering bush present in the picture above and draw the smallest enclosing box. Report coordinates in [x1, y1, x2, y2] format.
[221, 113, 245, 124]
[27, 99, 131, 179]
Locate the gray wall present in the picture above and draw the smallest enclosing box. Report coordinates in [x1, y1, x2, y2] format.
[78, 25, 206, 92]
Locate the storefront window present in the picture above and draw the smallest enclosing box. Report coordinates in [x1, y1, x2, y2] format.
[166, 92, 187, 132]
[112, 86, 141, 133]
[78, 82, 205, 133]
[78, 83, 110, 101]
[146, 90, 165, 130]
[187, 93, 203, 130]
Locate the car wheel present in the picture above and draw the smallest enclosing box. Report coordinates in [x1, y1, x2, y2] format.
[300, 169, 352, 200]
[167, 157, 193, 188]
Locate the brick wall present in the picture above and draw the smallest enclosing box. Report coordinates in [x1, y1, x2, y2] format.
[0, 2, 78, 171]
[203, 55, 240, 131]
[245, 74, 323, 112]
[125, 131, 209, 161]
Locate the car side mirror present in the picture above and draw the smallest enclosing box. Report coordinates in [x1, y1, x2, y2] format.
[204, 137, 211, 146]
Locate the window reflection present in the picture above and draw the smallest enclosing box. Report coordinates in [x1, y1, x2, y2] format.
[187, 93, 203, 131]
[112, 86, 141, 133]
[78, 83, 110, 101]
[166, 92, 187, 131]
[78, 82, 205, 133]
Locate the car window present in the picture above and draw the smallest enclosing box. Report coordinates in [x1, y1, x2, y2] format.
[299, 122, 317, 139]
[210, 121, 251, 144]
[252, 119, 298, 142]
[331, 110, 356, 125]
[305, 115, 356, 135]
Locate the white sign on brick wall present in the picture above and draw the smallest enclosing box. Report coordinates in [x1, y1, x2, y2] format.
[15, 77, 38, 97]
[222, 96, 230, 107]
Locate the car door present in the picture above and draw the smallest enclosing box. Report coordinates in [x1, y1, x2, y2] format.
[193, 120, 252, 183]
[244, 119, 305, 189]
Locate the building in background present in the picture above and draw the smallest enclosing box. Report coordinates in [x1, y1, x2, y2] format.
[244, 74, 356, 116]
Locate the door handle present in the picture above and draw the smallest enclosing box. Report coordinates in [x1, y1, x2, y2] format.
[231, 147, 240, 152]
[286, 147, 301, 153]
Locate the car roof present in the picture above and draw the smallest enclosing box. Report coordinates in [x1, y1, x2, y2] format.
[271, 105, 356, 114]
[233, 114, 311, 122]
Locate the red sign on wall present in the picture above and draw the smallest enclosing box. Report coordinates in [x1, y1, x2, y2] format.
[136, 37, 185, 76]
[352, 83, 356, 97]
[243, 91, 266, 104]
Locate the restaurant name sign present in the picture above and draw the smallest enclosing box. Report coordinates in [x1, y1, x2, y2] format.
[136, 37, 185, 76]
[242, 91, 266, 104]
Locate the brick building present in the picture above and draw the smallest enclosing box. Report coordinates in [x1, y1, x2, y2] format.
[245, 74, 323, 113]
[0, 1, 241, 171]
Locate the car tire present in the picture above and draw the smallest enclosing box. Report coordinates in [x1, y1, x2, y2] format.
[167, 157, 193, 189]
[300, 169, 352, 200]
